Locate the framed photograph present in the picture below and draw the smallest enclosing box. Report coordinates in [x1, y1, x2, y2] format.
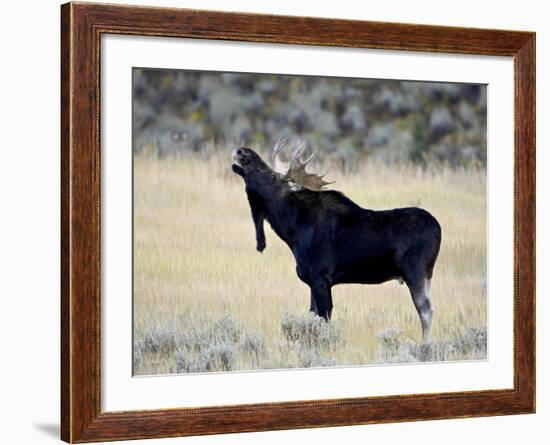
[61, 2, 535, 442]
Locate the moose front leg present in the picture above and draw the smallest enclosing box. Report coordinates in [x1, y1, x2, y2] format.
[246, 188, 266, 252]
[251, 211, 265, 252]
[309, 294, 318, 314]
[310, 281, 333, 320]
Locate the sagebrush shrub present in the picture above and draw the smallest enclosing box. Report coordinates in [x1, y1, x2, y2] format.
[375, 326, 487, 363]
[279, 311, 344, 369]
[280, 311, 343, 349]
[136, 314, 271, 373]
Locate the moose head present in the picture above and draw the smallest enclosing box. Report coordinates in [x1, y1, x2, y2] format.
[231, 139, 333, 192]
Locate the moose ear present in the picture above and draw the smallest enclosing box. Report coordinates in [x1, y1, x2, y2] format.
[232, 164, 245, 177]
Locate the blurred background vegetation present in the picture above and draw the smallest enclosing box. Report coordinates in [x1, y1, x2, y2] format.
[133, 68, 486, 169]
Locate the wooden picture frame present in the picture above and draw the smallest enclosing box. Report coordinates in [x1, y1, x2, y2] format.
[61, 1, 535, 442]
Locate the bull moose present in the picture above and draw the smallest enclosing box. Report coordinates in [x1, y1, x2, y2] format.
[231, 140, 442, 340]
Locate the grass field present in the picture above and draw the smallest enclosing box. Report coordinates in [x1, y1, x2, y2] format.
[133, 150, 487, 375]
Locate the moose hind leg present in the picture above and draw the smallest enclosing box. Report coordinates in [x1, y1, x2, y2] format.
[311, 281, 333, 320]
[407, 278, 433, 341]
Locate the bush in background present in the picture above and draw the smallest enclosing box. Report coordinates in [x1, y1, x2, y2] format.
[133, 69, 487, 168]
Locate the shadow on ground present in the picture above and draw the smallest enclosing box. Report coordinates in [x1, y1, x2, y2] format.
[33, 422, 59, 439]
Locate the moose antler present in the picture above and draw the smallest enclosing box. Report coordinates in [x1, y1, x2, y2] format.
[272, 138, 333, 191]
[272, 137, 290, 174]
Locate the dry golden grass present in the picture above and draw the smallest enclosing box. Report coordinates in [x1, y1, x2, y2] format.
[133, 151, 486, 375]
